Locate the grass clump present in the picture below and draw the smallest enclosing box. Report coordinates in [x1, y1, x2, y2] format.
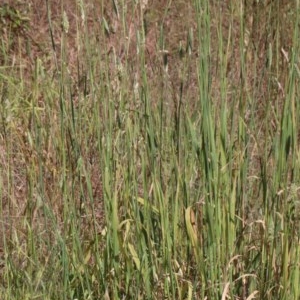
[1, 0, 300, 299]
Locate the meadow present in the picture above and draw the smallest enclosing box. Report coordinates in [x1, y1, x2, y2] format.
[0, 0, 300, 299]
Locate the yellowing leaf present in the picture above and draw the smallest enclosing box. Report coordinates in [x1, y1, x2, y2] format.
[185, 206, 199, 249]
[128, 242, 140, 271]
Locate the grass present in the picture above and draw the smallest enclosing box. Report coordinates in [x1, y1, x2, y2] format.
[1, 0, 300, 299]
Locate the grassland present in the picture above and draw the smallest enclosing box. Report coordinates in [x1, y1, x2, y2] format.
[0, 0, 300, 299]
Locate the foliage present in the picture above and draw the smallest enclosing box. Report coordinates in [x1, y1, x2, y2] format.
[0, 0, 300, 299]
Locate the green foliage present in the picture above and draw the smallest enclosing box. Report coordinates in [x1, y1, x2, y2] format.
[1, 0, 300, 299]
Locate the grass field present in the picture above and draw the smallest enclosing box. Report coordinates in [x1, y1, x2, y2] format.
[1, 0, 300, 299]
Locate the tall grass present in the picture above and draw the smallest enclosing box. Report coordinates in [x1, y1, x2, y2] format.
[1, 0, 300, 299]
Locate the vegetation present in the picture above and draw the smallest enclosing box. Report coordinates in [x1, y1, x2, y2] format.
[0, 0, 299, 299]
